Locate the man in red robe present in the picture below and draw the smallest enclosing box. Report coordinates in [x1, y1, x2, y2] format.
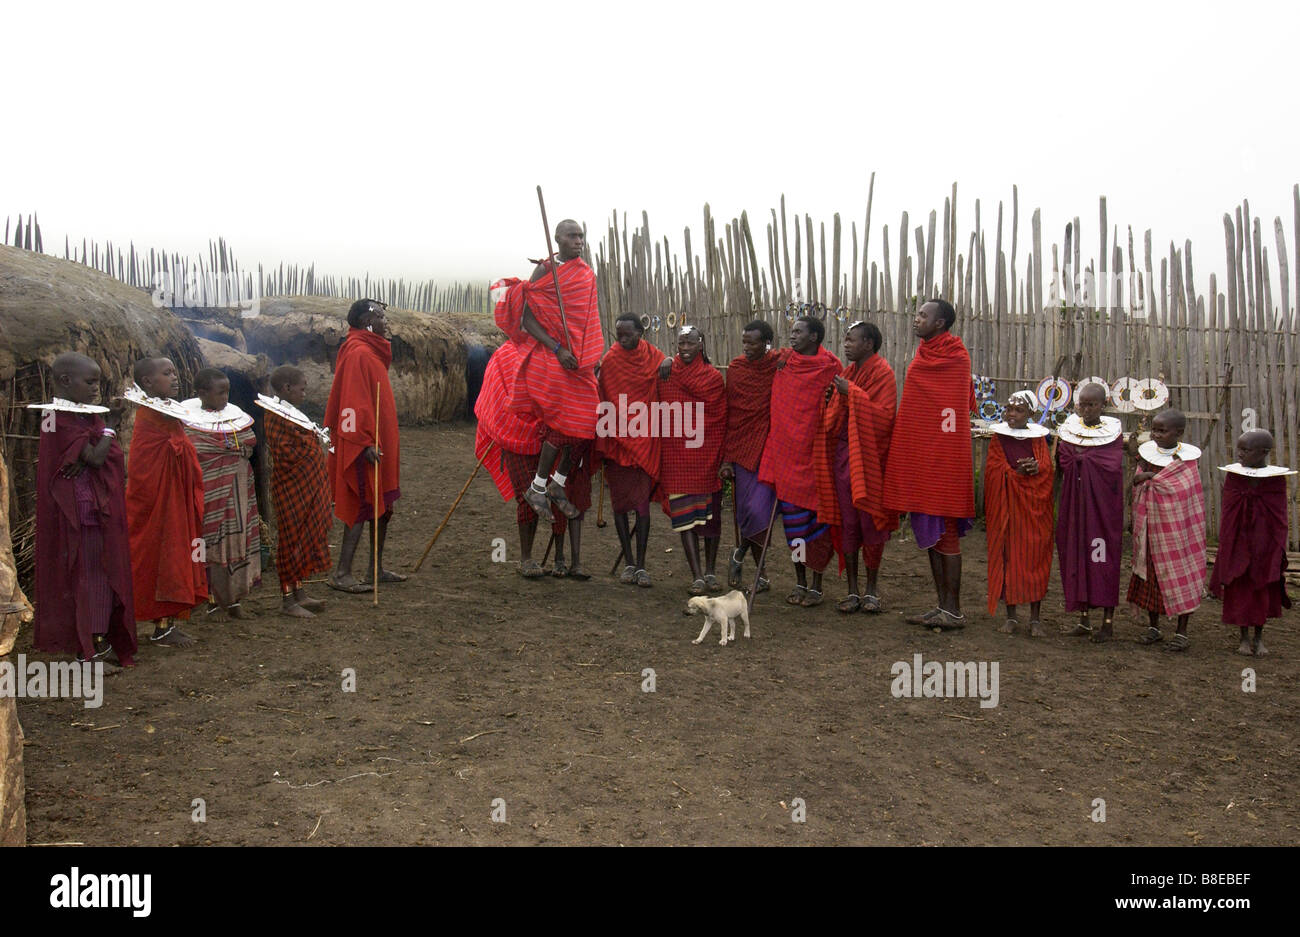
[494, 219, 604, 525]
[814, 321, 897, 614]
[34, 352, 137, 666]
[324, 299, 404, 592]
[758, 315, 842, 607]
[595, 313, 665, 586]
[126, 357, 207, 647]
[476, 341, 593, 579]
[881, 299, 976, 629]
[720, 320, 780, 592]
[1208, 429, 1292, 656]
[658, 326, 728, 594]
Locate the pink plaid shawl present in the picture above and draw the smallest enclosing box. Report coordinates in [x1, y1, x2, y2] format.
[1131, 458, 1207, 615]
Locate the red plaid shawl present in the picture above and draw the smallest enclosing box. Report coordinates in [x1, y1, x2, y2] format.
[984, 434, 1055, 613]
[494, 258, 603, 438]
[266, 412, 332, 586]
[758, 345, 841, 508]
[475, 342, 544, 501]
[186, 421, 261, 569]
[1131, 457, 1207, 615]
[657, 354, 727, 494]
[723, 350, 781, 472]
[814, 352, 898, 537]
[596, 337, 665, 476]
[881, 330, 976, 517]
[325, 327, 401, 525]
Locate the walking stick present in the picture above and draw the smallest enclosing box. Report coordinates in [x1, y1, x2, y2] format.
[373, 381, 381, 607]
[413, 441, 495, 572]
[541, 531, 557, 567]
[747, 497, 781, 614]
[535, 185, 571, 353]
[595, 466, 607, 528]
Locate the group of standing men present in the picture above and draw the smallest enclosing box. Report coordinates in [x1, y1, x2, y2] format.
[474, 218, 983, 623]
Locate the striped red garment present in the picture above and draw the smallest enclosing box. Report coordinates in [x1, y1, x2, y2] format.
[475, 342, 543, 501]
[984, 434, 1055, 614]
[722, 349, 781, 472]
[657, 354, 727, 495]
[814, 352, 898, 537]
[596, 337, 665, 477]
[880, 330, 976, 518]
[1131, 457, 1207, 616]
[494, 258, 604, 439]
[758, 345, 841, 509]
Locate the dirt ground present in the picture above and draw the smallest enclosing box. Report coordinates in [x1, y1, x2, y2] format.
[13, 423, 1299, 846]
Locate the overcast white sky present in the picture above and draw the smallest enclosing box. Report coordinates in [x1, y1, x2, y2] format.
[6, 0, 1298, 302]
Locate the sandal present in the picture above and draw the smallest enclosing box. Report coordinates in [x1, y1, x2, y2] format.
[837, 594, 862, 614]
[786, 585, 809, 606]
[1028, 619, 1046, 638]
[566, 565, 591, 581]
[998, 617, 1018, 634]
[704, 573, 722, 593]
[905, 607, 943, 626]
[634, 569, 652, 588]
[1060, 622, 1093, 637]
[546, 481, 581, 520]
[752, 576, 770, 595]
[935, 609, 966, 630]
[689, 579, 707, 596]
[327, 573, 371, 594]
[800, 588, 824, 608]
[1137, 626, 1164, 645]
[1164, 633, 1190, 652]
[619, 565, 636, 584]
[860, 594, 882, 613]
[727, 549, 743, 588]
[552, 559, 568, 578]
[520, 559, 546, 579]
[523, 484, 555, 523]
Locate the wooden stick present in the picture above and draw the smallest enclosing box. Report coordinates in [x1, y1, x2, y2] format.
[536, 186, 571, 352]
[373, 381, 380, 607]
[413, 442, 495, 572]
[595, 466, 607, 527]
[746, 496, 782, 614]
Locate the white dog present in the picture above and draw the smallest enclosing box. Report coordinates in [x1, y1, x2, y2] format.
[686, 590, 750, 646]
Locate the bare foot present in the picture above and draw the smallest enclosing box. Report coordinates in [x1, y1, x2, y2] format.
[997, 618, 1017, 635]
[1254, 638, 1268, 657]
[281, 602, 316, 619]
[227, 604, 257, 620]
[1236, 638, 1255, 656]
[296, 594, 326, 611]
[1028, 620, 1047, 638]
[150, 624, 196, 648]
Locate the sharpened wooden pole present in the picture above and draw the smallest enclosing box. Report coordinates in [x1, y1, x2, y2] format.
[536, 186, 572, 352]
[414, 442, 495, 572]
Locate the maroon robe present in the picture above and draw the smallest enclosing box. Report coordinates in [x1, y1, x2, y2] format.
[1208, 474, 1291, 627]
[1055, 438, 1124, 611]
[34, 410, 137, 664]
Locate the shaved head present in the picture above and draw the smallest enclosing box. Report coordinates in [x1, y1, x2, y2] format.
[133, 357, 162, 385]
[52, 352, 99, 381]
[270, 365, 306, 394]
[1077, 382, 1108, 404]
[1238, 429, 1274, 451]
[1154, 408, 1187, 432]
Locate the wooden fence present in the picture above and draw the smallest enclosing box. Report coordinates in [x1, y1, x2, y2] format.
[2, 216, 490, 316]
[590, 178, 1300, 550]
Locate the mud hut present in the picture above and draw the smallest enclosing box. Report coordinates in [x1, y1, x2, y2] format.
[0, 245, 203, 589]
